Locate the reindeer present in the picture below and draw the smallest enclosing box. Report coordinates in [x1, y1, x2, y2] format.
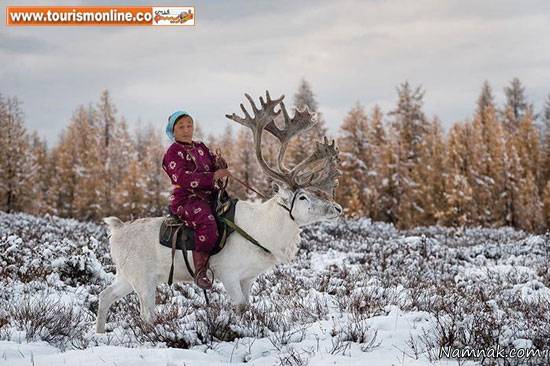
[96, 91, 343, 333]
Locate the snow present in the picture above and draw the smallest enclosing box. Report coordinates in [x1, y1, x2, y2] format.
[2, 342, 228, 366]
[1, 211, 549, 365]
[309, 249, 347, 272]
[1, 309, 467, 366]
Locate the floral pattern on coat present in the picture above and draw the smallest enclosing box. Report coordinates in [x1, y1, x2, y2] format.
[162, 140, 219, 252]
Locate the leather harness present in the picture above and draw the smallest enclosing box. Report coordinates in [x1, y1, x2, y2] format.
[165, 145, 299, 308]
[166, 179, 298, 288]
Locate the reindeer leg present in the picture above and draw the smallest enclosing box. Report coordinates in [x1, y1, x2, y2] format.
[96, 276, 133, 333]
[135, 278, 157, 324]
[240, 277, 255, 304]
[221, 275, 245, 306]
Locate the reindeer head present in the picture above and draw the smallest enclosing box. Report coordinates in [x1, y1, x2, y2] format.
[226, 91, 343, 226]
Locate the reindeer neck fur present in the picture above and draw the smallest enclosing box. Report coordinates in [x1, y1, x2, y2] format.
[238, 195, 301, 264]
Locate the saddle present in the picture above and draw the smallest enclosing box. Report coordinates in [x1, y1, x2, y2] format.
[159, 189, 238, 256]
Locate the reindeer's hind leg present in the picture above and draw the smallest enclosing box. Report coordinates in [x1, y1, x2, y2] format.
[240, 277, 255, 304]
[96, 275, 133, 333]
[134, 276, 157, 324]
[220, 274, 245, 306]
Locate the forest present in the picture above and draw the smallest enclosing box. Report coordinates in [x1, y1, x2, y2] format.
[1, 78, 549, 232]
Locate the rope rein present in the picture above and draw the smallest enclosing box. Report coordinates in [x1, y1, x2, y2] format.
[226, 175, 297, 219]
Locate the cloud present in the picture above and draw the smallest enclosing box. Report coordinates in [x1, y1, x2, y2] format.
[1, 0, 549, 144]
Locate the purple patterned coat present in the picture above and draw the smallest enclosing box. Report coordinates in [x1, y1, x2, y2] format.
[162, 140, 219, 252]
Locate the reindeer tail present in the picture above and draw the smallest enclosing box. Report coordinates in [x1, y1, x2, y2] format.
[103, 217, 124, 231]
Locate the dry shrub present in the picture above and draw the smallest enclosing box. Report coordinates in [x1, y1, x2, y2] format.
[129, 302, 198, 349]
[329, 312, 380, 355]
[196, 302, 241, 343]
[9, 294, 92, 350]
[268, 321, 308, 351]
[277, 346, 310, 366]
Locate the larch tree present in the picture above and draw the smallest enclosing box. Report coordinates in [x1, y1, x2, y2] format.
[96, 90, 118, 216]
[211, 125, 236, 172]
[110, 117, 136, 215]
[211, 125, 246, 197]
[388, 81, 431, 228]
[514, 110, 542, 189]
[136, 125, 170, 217]
[515, 170, 544, 232]
[28, 131, 51, 215]
[72, 106, 104, 220]
[411, 117, 447, 226]
[47, 105, 101, 219]
[134, 119, 149, 161]
[500, 139, 543, 232]
[365, 106, 387, 221]
[96, 90, 137, 216]
[471, 100, 507, 226]
[336, 103, 369, 217]
[49, 127, 79, 217]
[487, 111, 508, 227]
[442, 123, 476, 226]
[377, 129, 400, 224]
[459, 121, 485, 225]
[477, 80, 494, 116]
[42, 147, 58, 216]
[0, 96, 32, 213]
[508, 110, 544, 231]
[217, 125, 235, 162]
[230, 128, 266, 200]
[115, 156, 147, 221]
[540, 94, 550, 185]
[543, 181, 550, 229]
[502, 78, 533, 132]
[502, 142, 523, 228]
[468, 85, 497, 224]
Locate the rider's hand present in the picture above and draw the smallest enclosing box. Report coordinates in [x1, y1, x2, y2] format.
[214, 155, 228, 170]
[213, 169, 231, 180]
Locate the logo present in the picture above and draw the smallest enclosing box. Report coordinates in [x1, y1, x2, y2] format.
[152, 7, 194, 26]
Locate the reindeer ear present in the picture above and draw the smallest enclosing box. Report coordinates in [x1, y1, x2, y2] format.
[273, 182, 293, 204]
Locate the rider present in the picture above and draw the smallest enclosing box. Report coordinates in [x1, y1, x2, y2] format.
[162, 111, 231, 289]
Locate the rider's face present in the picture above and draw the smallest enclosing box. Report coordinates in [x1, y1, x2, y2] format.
[173, 116, 194, 142]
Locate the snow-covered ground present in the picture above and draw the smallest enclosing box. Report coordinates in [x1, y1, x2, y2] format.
[1, 212, 549, 365]
[1, 309, 470, 366]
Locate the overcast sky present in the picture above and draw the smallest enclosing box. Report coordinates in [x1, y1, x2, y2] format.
[1, 0, 549, 145]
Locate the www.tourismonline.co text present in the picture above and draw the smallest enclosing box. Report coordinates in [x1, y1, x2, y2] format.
[440, 345, 549, 359]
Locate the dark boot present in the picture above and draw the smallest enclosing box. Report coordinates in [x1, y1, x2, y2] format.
[192, 250, 212, 289]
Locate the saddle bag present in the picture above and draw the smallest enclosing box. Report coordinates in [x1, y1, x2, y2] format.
[159, 189, 238, 254]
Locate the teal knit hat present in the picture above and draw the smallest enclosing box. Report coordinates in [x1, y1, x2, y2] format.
[166, 110, 191, 140]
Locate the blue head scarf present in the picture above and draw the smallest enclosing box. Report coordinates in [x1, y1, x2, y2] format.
[166, 110, 191, 141]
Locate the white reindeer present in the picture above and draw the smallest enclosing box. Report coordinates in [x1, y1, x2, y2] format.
[96, 91, 342, 333]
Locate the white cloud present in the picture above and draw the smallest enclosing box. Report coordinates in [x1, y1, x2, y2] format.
[1, 0, 549, 144]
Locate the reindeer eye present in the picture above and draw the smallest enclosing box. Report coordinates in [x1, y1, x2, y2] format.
[299, 196, 307, 201]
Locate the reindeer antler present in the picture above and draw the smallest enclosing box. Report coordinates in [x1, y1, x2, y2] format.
[225, 90, 341, 197]
[289, 136, 341, 196]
